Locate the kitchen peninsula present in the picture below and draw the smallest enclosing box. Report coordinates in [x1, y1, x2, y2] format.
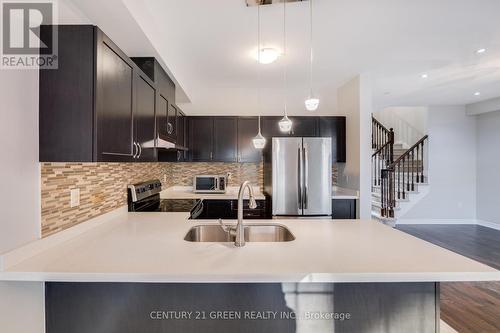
[1, 210, 498, 332]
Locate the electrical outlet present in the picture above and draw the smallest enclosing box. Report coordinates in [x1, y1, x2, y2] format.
[70, 188, 80, 208]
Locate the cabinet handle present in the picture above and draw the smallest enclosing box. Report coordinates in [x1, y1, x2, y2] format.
[138, 143, 142, 158]
[167, 122, 173, 134]
[132, 142, 137, 158]
[177, 151, 181, 161]
[210, 152, 213, 160]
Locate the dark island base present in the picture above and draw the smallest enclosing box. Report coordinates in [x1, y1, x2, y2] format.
[45, 282, 439, 333]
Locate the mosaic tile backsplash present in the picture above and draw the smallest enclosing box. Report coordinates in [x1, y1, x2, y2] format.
[166, 162, 264, 189]
[41, 162, 336, 237]
[40, 162, 263, 237]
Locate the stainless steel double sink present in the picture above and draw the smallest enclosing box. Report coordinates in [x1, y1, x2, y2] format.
[184, 224, 295, 243]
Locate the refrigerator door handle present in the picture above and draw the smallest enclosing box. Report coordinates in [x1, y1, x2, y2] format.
[298, 146, 303, 209]
[303, 146, 308, 209]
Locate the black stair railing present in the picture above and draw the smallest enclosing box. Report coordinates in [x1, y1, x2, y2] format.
[379, 135, 429, 218]
[372, 116, 392, 150]
[371, 116, 394, 188]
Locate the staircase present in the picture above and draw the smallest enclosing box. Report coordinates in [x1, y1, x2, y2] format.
[371, 116, 429, 225]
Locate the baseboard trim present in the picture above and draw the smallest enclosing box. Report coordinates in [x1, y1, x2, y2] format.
[476, 219, 500, 231]
[396, 219, 477, 225]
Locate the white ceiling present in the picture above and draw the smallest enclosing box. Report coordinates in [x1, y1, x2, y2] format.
[118, 0, 500, 115]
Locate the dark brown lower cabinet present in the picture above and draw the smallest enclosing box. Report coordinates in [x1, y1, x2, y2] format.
[192, 199, 267, 219]
[332, 199, 357, 219]
[46, 282, 439, 333]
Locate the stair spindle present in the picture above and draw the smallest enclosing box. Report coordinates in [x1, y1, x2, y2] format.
[420, 141, 425, 183]
[411, 150, 415, 191]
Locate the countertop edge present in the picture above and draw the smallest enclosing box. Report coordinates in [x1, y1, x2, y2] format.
[1, 271, 499, 283]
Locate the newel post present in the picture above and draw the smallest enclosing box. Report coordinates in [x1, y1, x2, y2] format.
[388, 128, 394, 164]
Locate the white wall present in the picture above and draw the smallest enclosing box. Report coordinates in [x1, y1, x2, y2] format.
[476, 111, 500, 227]
[401, 106, 477, 221]
[336, 75, 372, 219]
[374, 107, 427, 147]
[466, 96, 500, 116]
[0, 1, 90, 332]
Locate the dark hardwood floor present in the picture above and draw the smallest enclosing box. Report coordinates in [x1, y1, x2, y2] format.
[397, 224, 500, 333]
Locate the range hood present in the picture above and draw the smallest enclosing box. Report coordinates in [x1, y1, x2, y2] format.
[246, 0, 307, 6]
[142, 137, 188, 151]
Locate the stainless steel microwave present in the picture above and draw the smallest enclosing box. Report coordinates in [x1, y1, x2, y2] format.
[193, 175, 227, 193]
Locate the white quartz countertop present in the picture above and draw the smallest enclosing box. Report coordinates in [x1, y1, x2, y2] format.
[332, 186, 359, 200]
[160, 186, 266, 200]
[0, 209, 498, 283]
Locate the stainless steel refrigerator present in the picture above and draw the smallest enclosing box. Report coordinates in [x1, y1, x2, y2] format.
[272, 137, 332, 216]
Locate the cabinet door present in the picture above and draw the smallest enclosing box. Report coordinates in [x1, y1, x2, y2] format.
[157, 94, 169, 140]
[319, 117, 346, 162]
[134, 72, 157, 162]
[188, 117, 213, 161]
[96, 33, 135, 161]
[177, 112, 186, 161]
[167, 104, 177, 141]
[261, 116, 286, 138]
[332, 199, 356, 219]
[213, 117, 238, 162]
[290, 117, 318, 137]
[237, 117, 262, 162]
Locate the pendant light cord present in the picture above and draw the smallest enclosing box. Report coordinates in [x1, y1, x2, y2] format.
[283, 0, 287, 117]
[309, 0, 314, 96]
[257, 4, 262, 135]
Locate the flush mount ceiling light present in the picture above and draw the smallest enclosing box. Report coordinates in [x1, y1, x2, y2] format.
[253, 5, 266, 149]
[421, 73, 428, 79]
[279, 0, 292, 132]
[254, 47, 280, 64]
[476, 48, 487, 54]
[474, 92, 481, 96]
[304, 0, 319, 112]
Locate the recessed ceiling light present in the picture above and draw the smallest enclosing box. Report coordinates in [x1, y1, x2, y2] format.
[254, 48, 280, 64]
[476, 48, 487, 54]
[421, 74, 428, 79]
[474, 92, 481, 96]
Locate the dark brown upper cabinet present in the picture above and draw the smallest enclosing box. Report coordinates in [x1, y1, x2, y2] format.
[188, 117, 214, 161]
[39, 25, 158, 162]
[237, 117, 262, 163]
[133, 71, 157, 162]
[167, 104, 178, 141]
[132, 57, 177, 144]
[288, 116, 318, 136]
[95, 30, 136, 161]
[261, 116, 288, 138]
[318, 117, 346, 163]
[213, 117, 238, 162]
[187, 117, 238, 162]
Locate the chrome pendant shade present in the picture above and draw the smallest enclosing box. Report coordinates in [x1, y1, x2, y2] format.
[252, 117, 267, 149]
[278, 114, 292, 132]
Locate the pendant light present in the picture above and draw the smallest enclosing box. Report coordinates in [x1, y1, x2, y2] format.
[279, 0, 292, 132]
[252, 4, 266, 149]
[304, 0, 319, 111]
[253, 116, 266, 149]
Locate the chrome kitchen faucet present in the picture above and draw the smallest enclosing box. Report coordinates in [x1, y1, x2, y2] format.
[219, 181, 257, 247]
